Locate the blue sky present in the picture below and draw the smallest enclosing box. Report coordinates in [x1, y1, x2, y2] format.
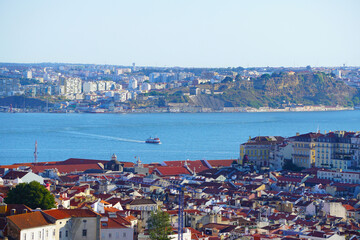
[0, 0, 359, 67]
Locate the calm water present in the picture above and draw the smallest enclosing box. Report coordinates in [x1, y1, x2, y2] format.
[0, 111, 360, 165]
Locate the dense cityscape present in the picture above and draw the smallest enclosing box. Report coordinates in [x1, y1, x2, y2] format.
[1, 0, 360, 240]
[0, 130, 360, 240]
[1, 63, 360, 113]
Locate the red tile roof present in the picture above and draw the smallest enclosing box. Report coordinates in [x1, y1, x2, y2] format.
[31, 163, 103, 174]
[43, 209, 99, 219]
[207, 159, 236, 168]
[7, 211, 52, 230]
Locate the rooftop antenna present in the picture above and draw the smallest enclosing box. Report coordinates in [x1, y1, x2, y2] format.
[34, 140, 38, 164]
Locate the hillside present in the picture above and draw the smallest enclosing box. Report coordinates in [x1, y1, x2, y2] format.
[0, 96, 52, 109]
[213, 72, 359, 108]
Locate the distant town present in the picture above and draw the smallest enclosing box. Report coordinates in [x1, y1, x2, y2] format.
[1, 130, 360, 240]
[0, 63, 359, 113]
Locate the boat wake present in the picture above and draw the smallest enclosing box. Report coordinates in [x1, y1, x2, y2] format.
[63, 131, 145, 143]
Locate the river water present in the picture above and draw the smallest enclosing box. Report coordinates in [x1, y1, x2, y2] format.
[0, 111, 359, 165]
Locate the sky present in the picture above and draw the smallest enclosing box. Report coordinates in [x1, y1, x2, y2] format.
[0, 0, 359, 68]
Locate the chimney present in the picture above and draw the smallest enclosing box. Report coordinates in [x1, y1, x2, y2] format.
[23, 209, 28, 214]
[296, 132, 300, 136]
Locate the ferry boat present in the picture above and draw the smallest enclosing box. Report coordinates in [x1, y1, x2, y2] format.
[145, 137, 161, 144]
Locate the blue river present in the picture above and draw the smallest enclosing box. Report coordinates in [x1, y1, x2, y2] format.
[0, 111, 360, 165]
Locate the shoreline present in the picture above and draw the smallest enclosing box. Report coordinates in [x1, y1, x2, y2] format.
[1, 106, 356, 114]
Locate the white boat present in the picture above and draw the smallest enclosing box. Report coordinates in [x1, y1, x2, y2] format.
[145, 137, 161, 144]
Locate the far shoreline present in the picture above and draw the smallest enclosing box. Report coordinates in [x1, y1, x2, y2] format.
[1, 106, 357, 114]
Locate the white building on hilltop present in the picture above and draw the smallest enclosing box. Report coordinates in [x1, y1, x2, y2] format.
[129, 77, 138, 90]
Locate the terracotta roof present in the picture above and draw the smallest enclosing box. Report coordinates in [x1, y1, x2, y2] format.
[43, 209, 99, 219]
[153, 166, 192, 176]
[100, 218, 128, 229]
[207, 159, 235, 168]
[31, 163, 103, 174]
[7, 211, 52, 230]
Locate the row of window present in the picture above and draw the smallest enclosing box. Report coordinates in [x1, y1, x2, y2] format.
[23, 229, 87, 239]
[24, 229, 55, 240]
[101, 232, 127, 239]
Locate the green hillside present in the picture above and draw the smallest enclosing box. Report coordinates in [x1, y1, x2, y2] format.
[214, 72, 359, 108]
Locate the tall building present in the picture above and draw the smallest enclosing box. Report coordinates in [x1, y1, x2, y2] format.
[59, 77, 82, 95]
[83, 81, 98, 93]
[26, 70, 32, 79]
[129, 77, 138, 90]
[290, 132, 323, 168]
[314, 131, 357, 170]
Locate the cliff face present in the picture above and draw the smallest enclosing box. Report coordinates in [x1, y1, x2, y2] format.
[215, 72, 358, 108]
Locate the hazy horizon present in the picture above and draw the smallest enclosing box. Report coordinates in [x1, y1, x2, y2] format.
[1, 0, 359, 68]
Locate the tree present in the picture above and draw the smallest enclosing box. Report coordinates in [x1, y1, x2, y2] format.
[147, 210, 173, 240]
[5, 181, 55, 210]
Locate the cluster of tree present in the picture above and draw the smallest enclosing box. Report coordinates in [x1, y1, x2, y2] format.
[5, 181, 56, 210]
[147, 210, 173, 240]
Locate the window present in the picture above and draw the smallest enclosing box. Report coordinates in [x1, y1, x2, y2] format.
[39, 231, 41, 238]
[123, 233, 126, 237]
[82, 230, 87, 237]
[24, 233, 26, 240]
[109, 233, 112, 238]
[66, 231, 68, 237]
[53, 230, 56, 236]
[46, 230, 48, 237]
[60, 231, 62, 238]
[32, 232, 34, 240]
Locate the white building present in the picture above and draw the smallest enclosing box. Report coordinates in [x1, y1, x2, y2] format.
[97, 81, 106, 91]
[114, 90, 129, 102]
[2, 170, 45, 185]
[323, 202, 347, 219]
[129, 78, 138, 90]
[7, 211, 57, 240]
[43, 209, 101, 240]
[26, 70, 32, 79]
[59, 77, 82, 95]
[141, 82, 151, 92]
[83, 81, 98, 93]
[100, 213, 134, 240]
[317, 169, 360, 184]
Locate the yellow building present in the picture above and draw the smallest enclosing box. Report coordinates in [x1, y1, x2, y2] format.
[239, 136, 284, 168]
[291, 132, 323, 168]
